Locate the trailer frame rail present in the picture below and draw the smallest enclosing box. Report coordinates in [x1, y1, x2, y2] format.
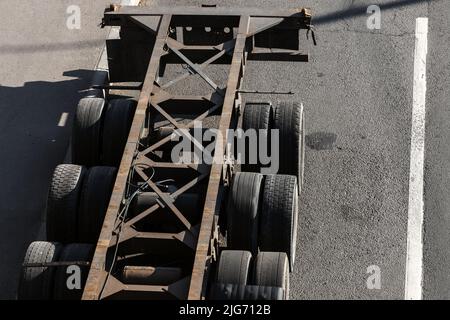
[82, 4, 311, 300]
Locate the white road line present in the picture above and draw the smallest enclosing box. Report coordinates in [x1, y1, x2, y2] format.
[405, 17, 429, 301]
[57, 112, 69, 127]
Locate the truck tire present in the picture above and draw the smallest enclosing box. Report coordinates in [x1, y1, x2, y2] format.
[226, 172, 263, 253]
[72, 97, 106, 166]
[210, 283, 285, 300]
[253, 252, 289, 300]
[101, 99, 136, 167]
[241, 103, 273, 173]
[46, 164, 86, 243]
[216, 250, 252, 285]
[259, 174, 298, 270]
[274, 101, 305, 191]
[77, 166, 117, 243]
[18, 241, 62, 300]
[53, 243, 94, 300]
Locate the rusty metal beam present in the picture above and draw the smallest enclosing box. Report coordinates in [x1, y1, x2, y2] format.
[188, 15, 250, 300]
[124, 172, 209, 228]
[82, 14, 172, 300]
[151, 103, 207, 154]
[140, 99, 223, 155]
[105, 5, 311, 19]
[160, 46, 229, 89]
[135, 168, 196, 234]
[166, 43, 223, 93]
[99, 275, 190, 300]
[108, 228, 197, 251]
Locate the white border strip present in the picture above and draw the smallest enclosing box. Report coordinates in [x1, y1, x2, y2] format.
[404, 17, 429, 300]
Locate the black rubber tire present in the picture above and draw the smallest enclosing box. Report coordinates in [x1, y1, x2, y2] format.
[101, 99, 136, 167]
[18, 241, 63, 300]
[210, 283, 285, 300]
[72, 97, 106, 166]
[259, 174, 298, 271]
[77, 166, 117, 243]
[53, 243, 94, 300]
[274, 101, 305, 192]
[216, 250, 252, 285]
[226, 172, 263, 253]
[241, 103, 273, 173]
[46, 164, 86, 243]
[253, 252, 289, 300]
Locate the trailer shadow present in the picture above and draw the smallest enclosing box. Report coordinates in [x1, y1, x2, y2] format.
[0, 69, 97, 299]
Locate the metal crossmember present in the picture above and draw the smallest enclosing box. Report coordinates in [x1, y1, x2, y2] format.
[83, 5, 312, 300]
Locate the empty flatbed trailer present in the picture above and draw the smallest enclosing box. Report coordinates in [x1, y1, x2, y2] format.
[17, 4, 313, 300]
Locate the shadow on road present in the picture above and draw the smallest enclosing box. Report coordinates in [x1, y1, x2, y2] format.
[0, 40, 105, 55]
[313, 0, 436, 25]
[0, 69, 97, 299]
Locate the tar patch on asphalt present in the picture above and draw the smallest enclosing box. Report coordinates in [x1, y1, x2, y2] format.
[306, 132, 337, 150]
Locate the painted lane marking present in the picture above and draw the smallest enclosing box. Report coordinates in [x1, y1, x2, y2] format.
[405, 17, 429, 301]
[57, 112, 69, 127]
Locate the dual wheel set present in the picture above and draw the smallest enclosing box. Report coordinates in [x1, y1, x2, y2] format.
[18, 97, 136, 300]
[211, 101, 305, 300]
[17, 98, 306, 300]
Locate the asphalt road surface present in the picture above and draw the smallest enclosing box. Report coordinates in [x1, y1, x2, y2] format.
[0, 0, 449, 300]
[0, 0, 114, 299]
[151, 0, 449, 300]
[422, 0, 450, 300]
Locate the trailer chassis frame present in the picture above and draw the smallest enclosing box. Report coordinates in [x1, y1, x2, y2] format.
[82, 4, 311, 300]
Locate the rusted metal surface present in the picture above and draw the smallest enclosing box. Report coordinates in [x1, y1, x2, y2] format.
[82, 14, 172, 300]
[83, 4, 311, 300]
[122, 266, 182, 285]
[105, 5, 311, 18]
[188, 15, 250, 300]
